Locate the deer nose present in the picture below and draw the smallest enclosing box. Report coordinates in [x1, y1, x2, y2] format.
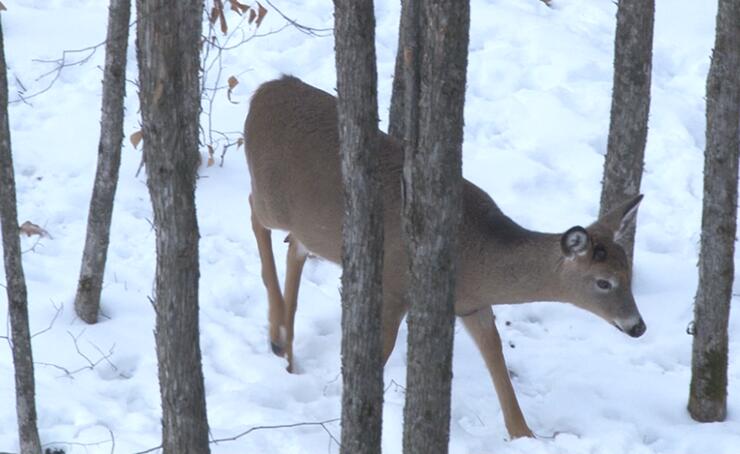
[627, 318, 646, 338]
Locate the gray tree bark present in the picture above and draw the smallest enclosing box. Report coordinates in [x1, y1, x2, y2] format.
[334, 2, 384, 453]
[74, 0, 131, 324]
[136, 1, 210, 452]
[401, 1, 469, 453]
[0, 18, 43, 454]
[599, 0, 654, 263]
[387, 0, 413, 141]
[688, 0, 740, 423]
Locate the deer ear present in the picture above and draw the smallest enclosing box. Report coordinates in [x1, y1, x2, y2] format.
[561, 226, 591, 257]
[599, 194, 644, 242]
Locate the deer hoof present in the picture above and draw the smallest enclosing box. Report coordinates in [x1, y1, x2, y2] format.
[271, 341, 285, 357]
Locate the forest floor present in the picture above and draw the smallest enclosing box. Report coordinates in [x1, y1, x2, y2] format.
[1, 0, 739, 453]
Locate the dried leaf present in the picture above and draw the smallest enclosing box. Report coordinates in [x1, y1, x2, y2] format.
[248, 8, 257, 24]
[210, 0, 228, 34]
[220, 9, 228, 34]
[207, 145, 215, 167]
[227, 76, 239, 104]
[130, 130, 143, 149]
[209, 4, 220, 24]
[19, 221, 52, 239]
[255, 2, 268, 28]
[237, 137, 244, 149]
[228, 0, 250, 14]
[0, 2, 6, 11]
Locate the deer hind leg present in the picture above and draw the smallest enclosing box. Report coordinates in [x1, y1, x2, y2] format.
[283, 234, 308, 373]
[461, 306, 534, 439]
[249, 195, 287, 358]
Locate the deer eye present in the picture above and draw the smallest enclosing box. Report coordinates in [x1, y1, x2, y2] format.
[596, 279, 612, 291]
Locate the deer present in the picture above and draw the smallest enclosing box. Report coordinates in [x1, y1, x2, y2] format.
[244, 75, 646, 439]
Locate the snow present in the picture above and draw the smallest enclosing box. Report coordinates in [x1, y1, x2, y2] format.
[1, 0, 738, 452]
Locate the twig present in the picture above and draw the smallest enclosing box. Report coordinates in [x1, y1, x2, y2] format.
[90, 341, 131, 379]
[35, 330, 120, 379]
[21, 235, 44, 254]
[133, 419, 341, 454]
[10, 20, 137, 104]
[384, 378, 406, 394]
[34, 361, 75, 379]
[263, 0, 333, 37]
[31, 301, 62, 338]
[108, 426, 116, 454]
[207, 23, 290, 51]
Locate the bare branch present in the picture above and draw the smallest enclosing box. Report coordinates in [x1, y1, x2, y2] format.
[9, 20, 137, 104]
[33, 330, 123, 379]
[263, 0, 332, 37]
[384, 378, 406, 394]
[21, 235, 44, 254]
[30, 301, 62, 338]
[133, 418, 341, 454]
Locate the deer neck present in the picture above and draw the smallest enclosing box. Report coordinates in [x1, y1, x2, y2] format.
[460, 229, 569, 310]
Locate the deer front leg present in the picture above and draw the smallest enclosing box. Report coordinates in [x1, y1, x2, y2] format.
[249, 196, 287, 357]
[461, 307, 534, 439]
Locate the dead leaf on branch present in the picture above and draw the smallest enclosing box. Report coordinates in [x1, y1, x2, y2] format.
[228, 0, 250, 14]
[207, 144, 216, 167]
[219, 9, 228, 34]
[227, 75, 239, 103]
[256, 2, 268, 28]
[209, 5, 219, 24]
[130, 130, 143, 149]
[19, 221, 52, 239]
[210, 0, 228, 34]
[0, 2, 7, 11]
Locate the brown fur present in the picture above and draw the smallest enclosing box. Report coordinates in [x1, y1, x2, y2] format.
[245, 76, 645, 438]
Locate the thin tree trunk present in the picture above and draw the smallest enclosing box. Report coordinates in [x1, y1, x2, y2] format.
[0, 18, 43, 454]
[136, 1, 210, 452]
[388, 0, 412, 141]
[599, 0, 654, 263]
[74, 0, 131, 324]
[688, 0, 740, 423]
[402, 1, 469, 453]
[334, 2, 384, 453]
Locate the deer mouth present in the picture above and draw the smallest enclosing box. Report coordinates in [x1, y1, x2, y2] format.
[612, 318, 647, 338]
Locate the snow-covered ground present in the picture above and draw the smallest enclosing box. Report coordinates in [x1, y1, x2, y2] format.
[1, 0, 738, 452]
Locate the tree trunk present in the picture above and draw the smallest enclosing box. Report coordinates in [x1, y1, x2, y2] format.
[599, 0, 654, 263]
[0, 18, 43, 454]
[136, 1, 210, 452]
[688, 0, 740, 423]
[402, 2, 469, 453]
[334, 2, 384, 454]
[74, 0, 131, 324]
[387, 0, 413, 141]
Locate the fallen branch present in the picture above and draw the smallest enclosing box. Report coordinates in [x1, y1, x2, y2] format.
[134, 418, 341, 454]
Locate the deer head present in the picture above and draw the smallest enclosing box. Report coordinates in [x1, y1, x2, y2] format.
[559, 195, 646, 337]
